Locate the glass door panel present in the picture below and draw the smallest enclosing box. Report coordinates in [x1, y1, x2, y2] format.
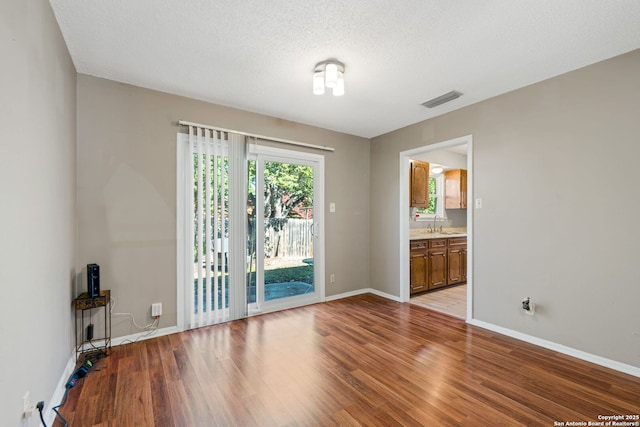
[247, 150, 322, 314]
[262, 160, 315, 302]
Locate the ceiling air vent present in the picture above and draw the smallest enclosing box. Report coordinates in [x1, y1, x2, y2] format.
[421, 90, 463, 108]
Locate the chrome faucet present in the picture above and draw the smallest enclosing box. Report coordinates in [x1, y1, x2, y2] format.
[433, 215, 438, 233]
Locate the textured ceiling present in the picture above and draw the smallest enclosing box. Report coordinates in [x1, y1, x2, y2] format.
[49, 1, 640, 138]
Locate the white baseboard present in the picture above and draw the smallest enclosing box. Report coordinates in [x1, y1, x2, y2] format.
[110, 326, 180, 347]
[325, 288, 369, 301]
[367, 288, 402, 302]
[42, 354, 77, 427]
[468, 319, 640, 378]
[325, 288, 401, 303]
[44, 326, 179, 426]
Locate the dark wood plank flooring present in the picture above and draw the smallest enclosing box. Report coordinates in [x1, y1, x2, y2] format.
[56, 294, 640, 426]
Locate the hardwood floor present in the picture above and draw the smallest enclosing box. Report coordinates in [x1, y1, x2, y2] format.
[56, 294, 640, 426]
[410, 284, 467, 319]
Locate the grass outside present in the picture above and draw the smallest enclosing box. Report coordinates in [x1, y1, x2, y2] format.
[195, 264, 314, 308]
[195, 261, 313, 290]
[262, 265, 313, 284]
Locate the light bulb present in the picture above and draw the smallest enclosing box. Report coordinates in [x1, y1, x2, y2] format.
[333, 72, 344, 96]
[313, 71, 325, 95]
[325, 63, 338, 88]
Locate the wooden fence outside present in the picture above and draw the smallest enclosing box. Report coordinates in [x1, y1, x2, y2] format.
[264, 218, 313, 258]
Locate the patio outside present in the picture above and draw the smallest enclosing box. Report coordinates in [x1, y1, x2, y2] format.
[194, 255, 314, 311]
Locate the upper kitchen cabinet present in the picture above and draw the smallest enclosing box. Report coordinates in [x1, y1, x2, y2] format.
[445, 169, 467, 209]
[410, 160, 430, 208]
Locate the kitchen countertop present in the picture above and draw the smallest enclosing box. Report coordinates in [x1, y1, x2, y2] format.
[410, 229, 467, 240]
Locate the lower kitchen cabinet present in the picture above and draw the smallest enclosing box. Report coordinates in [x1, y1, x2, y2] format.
[410, 236, 467, 295]
[427, 239, 448, 289]
[447, 237, 467, 285]
[410, 241, 428, 294]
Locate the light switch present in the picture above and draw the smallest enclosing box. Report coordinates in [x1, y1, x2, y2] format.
[329, 202, 336, 213]
[475, 198, 483, 209]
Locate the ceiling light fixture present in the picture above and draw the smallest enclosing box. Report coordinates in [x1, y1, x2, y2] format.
[431, 166, 444, 174]
[313, 60, 345, 96]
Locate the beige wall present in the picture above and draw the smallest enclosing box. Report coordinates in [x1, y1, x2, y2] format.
[370, 49, 640, 368]
[76, 75, 370, 338]
[0, 0, 77, 424]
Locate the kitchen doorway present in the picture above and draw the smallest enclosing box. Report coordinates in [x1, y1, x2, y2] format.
[410, 284, 467, 319]
[398, 135, 473, 320]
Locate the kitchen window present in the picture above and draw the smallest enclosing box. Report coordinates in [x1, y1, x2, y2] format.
[415, 175, 444, 219]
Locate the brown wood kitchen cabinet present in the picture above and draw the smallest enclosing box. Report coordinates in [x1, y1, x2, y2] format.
[447, 237, 467, 285]
[410, 236, 467, 295]
[410, 160, 430, 208]
[427, 239, 448, 289]
[409, 240, 428, 294]
[445, 169, 467, 209]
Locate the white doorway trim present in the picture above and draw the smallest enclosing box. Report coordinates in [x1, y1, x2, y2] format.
[398, 135, 474, 321]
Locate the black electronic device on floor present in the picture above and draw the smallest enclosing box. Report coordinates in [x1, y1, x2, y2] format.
[87, 263, 100, 298]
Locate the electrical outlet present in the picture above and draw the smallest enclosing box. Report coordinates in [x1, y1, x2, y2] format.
[525, 303, 535, 316]
[151, 303, 162, 317]
[330, 274, 336, 283]
[23, 391, 36, 418]
[522, 297, 535, 316]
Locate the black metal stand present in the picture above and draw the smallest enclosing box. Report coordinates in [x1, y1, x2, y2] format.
[74, 290, 111, 362]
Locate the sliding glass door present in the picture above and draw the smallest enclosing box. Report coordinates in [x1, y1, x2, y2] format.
[178, 131, 324, 329]
[247, 145, 324, 314]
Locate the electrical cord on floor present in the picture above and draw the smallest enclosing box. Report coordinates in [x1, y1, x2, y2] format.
[46, 360, 94, 427]
[52, 388, 70, 427]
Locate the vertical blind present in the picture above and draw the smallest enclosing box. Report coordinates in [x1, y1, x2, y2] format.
[189, 126, 230, 327]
